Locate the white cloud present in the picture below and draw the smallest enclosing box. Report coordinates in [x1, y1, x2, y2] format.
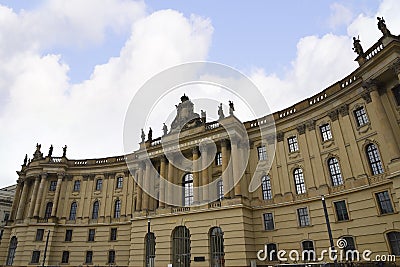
[0, 5, 213, 186]
[328, 3, 353, 29]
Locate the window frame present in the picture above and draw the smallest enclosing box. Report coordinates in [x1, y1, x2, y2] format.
[217, 179, 224, 201]
[257, 145, 267, 161]
[301, 240, 316, 261]
[85, 251, 93, 264]
[44, 202, 53, 219]
[297, 207, 310, 227]
[88, 229, 95, 242]
[366, 143, 384, 175]
[215, 152, 222, 166]
[375, 191, 394, 215]
[35, 229, 44, 241]
[288, 136, 299, 153]
[392, 85, 400, 106]
[261, 175, 272, 200]
[182, 173, 194, 206]
[65, 229, 72, 242]
[92, 200, 99, 219]
[95, 179, 103, 191]
[387, 231, 400, 256]
[328, 157, 344, 186]
[49, 180, 57, 191]
[209, 227, 224, 267]
[266, 243, 278, 261]
[114, 199, 121, 218]
[31, 250, 40, 264]
[353, 106, 369, 127]
[108, 250, 116, 264]
[116, 176, 123, 189]
[263, 212, 275, 231]
[110, 228, 117, 241]
[320, 123, 333, 142]
[69, 202, 77, 221]
[334, 200, 350, 221]
[73, 180, 80, 192]
[293, 168, 306, 195]
[61, 251, 69, 264]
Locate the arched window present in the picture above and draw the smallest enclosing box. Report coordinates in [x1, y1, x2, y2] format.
[6, 236, 17, 266]
[116, 176, 123, 189]
[217, 180, 224, 200]
[366, 144, 384, 175]
[172, 226, 191, 267]
[92, 201, 99, 219]
[69, 202, 77, 221]
[210, 227, 224, 267]
[301, 240, 315, 261]
[114, 200, 121, 218]
[183, 173, 193, 206]
[44, 202, 53, 219]
[145, 232, 156, 266]
[294, 168, 306, 194]
[328, 158, 343, 186]
[261, 175, 272, 200]
[387, 231, 400, 255]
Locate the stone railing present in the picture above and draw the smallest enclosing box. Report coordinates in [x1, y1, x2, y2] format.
[95, 158, 108, 164]
[208, 201, 221, 208]
[365, 41, 384, 61]
[150, 137, 162, 147]
[308, 92, 327, 106]
[172, 207, 190, 213]
[49, 157, 63, 163]
[278, 106, 296, 119]
[340, 74, 357, 88]
[205, 121, 220, 130]
[74, 160, 87, 165]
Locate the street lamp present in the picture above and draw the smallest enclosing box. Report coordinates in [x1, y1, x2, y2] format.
[321, 195, 337, 266]
[42, 229, 50, 267]
[146, 218, 151, 267]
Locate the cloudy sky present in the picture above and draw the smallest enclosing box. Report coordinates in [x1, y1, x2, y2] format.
[0, 0, 399, 187]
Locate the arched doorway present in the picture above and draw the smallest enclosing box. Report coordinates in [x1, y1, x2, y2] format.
[210, 227, 225, 267]
[172, 226, 191, 267]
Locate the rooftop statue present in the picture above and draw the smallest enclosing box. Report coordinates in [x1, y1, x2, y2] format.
[170, 94, 201, 132]
[62, 145, 67, 157]
[48, 145, 53, 157]
[218, 103, 225, 120]
[352, 36, 364, 57]
[23, 154, 27, 166]
[377, 17, 391, 37]
[148, 127, 153, 141]
[229, 100, 235, 116]
[162, 123, 168, 136]
[141, 129, 145, 143]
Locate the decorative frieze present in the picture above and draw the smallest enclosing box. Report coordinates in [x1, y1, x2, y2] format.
[328, 110, 339, 121]
[296, 124, 306, 135]
[339, 104, 349, 117]
[305, 119, 316, 131]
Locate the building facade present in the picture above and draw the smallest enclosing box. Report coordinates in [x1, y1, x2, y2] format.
[0, 185, 16, 242]
[1, 25, 400, 267]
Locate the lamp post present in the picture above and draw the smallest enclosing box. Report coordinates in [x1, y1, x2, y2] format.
[146, 217, 151, 267]
[42, 229, 50, 267]
[321, 195, 337, 266]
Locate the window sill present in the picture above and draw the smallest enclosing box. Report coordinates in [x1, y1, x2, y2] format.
[378, 211, 398, 217]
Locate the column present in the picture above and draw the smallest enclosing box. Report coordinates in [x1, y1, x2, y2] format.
[192, 147, 200, 204]
[16, 181, 29, 220]
[200, 145, 210, 201]
[51, 173, 63, 217]
[221, 140, 230, 198]
[364, 81, 400, 161]
[231, 139, 242, 197]
[10, 181, 22, 220]
[28, 176, 40, 218]
[167, 156, 175, 206]
[159, 156, 167, 208]
[266, 135, 282, 196]
[276, 132, 291, 195]
[135, 164, 144, 211]
[142, 161, 151, 211]
[33, 173, 47, 218]
[296, 124, 316, 190]
[238, 141, 248, 198]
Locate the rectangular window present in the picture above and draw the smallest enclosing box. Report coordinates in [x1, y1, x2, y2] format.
[95, 179, 103, 191]
[35, 229, 44, 241]
[85, 251, 93, 264]
[110, 228, 117, 241]
[108, 250, 116, 264]
[4, 212, 10, 222]
[392, 85, 400, 106]
[65, 230, 72, 242]
[215, 152, 222, 166]
[88, 229, 95, 242]
[49, 180, 57, 191]
[320, 123, 333, 141]
[354, 107, 369, 127]
[263, 213, 274, 230]
[257, 146, 267, 161]
[334, 200, 349, 221]
[73, 180, 80, 191]
[288, 136, 299, 152]
[31, 251, 40, 264]
[61, 251, 69, 263]
[297, 207, 310, 227]
[376, 191, 394, 214]
[116, 177, 123, 189]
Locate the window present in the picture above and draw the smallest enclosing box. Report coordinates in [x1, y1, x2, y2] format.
[61, 251, 69, 263]
[297, 207, 310, 227]
[35, 229, 44, 241]
[340, 236, 356, 260]
[302, 240, 315, 261]
[172, 226, 190, 267]
[354, 107, 369, 127]
[108, 250, 116, 264]
[261, 175, 272, 200]
[294, 168, 306, 194]
[215, 152, 222, 166]
[288, 136, 299, 152]
[49, 180, 57, 191]
[328, 157, 343, 186]
[210, 227, 224, 267]
[69, 202, 77, 221]
[85, 251, 93, 264]
[116, 176, 123, 189]
[73, 180, 80, 191]
[375, 191, 394, 214]
[44, 202, 53, 219]
[258, 146, 267, 161]
[183, 173, 193, 206]
[266, 243, 278, 261]
[4, 212, 10, 222]
[263, 213, 274, 230]
[320, 123, 333, 141]
[92, 201, 99, 219]
[88, 229, 95, 242]
[145, 232, 156, 266]
[217, 180, 224, 200]
[31, 250, 40, 264]
[110, 228, 117, 241]
[0, 230, 3, 240]
[366, 144, 384, 175]
[65, 230, 72, 242]
[114, 200, 121, 218]
[6, 236, 17, 266]
[95, 179, 103, 191]
[392, 85, 400, 106]
[334, 200, 349, 221]
[387, 231, 400, 256]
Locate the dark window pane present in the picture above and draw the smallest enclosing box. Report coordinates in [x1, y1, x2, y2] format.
[376, 191, 394, 214]
[334, 200, 349, 221]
